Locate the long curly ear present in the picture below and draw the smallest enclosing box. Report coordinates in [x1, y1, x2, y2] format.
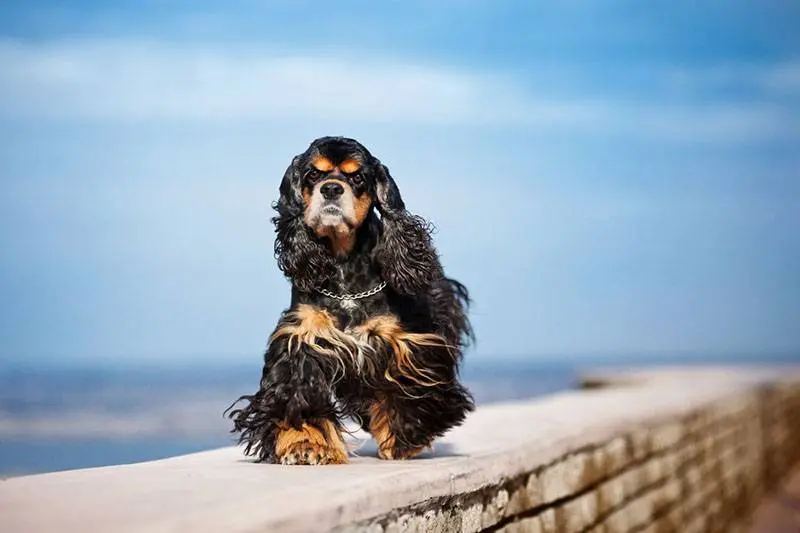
[373, 162, 443, 295]
[374, 163, 406, 213]
[272, 156, 335, 292]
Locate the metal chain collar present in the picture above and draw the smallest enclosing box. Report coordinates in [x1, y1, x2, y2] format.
[315, 281, 388, 301]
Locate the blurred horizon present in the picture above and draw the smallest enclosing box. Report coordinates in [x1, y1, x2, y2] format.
[2, 1, 799, 365]
[3, 350, 800, 371]
[2, 352, 798, 476]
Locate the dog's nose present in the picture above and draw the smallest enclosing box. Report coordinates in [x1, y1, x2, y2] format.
[320, 181, 345, 200]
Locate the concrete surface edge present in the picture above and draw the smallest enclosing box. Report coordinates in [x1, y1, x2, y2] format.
[0, 366, 798, 533]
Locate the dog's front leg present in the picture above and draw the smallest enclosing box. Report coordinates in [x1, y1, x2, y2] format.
[227, 305, 350, 465]
[368, 378, 473, 460]
[353, 315, 475, 460]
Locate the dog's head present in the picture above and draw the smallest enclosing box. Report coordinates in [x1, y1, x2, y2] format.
[296, 137, 377, 251]
[273, 136, 439, 294]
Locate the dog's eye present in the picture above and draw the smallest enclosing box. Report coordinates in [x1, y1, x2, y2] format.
[350, 173, 364, 186]
[306, 169, 324, 183]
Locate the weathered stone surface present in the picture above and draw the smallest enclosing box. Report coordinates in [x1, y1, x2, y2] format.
[540, 453, 591, 503]
[596, 476, 624, 515]
[481, 487, 509, 528]
[501, 515, 542, 533]
[630, 428, 652, 461]
[0, 367, 798, 533]
[459, 503, 483, 533]
[538, 508, 557, 533]
[601, 437, 630, 477]
[561, 491, 598, 532]
[650, 422, 684, 452]
[524, 471, 545, 509]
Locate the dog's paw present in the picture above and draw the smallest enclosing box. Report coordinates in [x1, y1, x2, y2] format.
[377, 442, 428, 461]
[279, 441, 345, 465]
[275, 421, 348, 466]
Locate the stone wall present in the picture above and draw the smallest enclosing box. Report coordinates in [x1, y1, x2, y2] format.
[340, 374, 800, 533]
[2, 367, 799, 533]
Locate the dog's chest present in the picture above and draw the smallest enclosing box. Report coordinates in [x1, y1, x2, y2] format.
[330, 298, 370, 329]
[324, 297, 386, 334]
[338, 298, 358, 312]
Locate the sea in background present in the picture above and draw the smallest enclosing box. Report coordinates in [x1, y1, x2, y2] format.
[1, 353, 797, 477]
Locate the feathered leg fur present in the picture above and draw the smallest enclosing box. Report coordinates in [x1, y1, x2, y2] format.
[227, 311, 348, 465]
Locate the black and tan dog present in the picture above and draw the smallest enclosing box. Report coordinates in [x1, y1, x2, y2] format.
[227, 136, 474, 465]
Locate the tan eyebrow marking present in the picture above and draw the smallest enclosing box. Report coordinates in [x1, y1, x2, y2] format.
[339, 159, 361, 174]
[311, 156, 334, 172]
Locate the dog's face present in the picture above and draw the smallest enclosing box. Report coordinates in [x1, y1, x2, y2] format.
[274, 136, 437, 294]
[297, 138, 376, 253]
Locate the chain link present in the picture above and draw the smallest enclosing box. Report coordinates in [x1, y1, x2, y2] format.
[315, 281, 388, 301]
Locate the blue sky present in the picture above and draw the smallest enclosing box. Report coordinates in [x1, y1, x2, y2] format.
[1, 1, 798, 364]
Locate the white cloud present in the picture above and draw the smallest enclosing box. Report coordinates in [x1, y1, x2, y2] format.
[760, 63, 800, 93]
[0, 39, 542, 124]
[620, 102, 798, 143]
[665, 61, 800, 96]
[0, 39, 797, 143]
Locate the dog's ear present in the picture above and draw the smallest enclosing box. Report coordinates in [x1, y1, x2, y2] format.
[277, 155, 305, 208]
[272, 156, 335, 292]
[374, 163, 406, 215]
[373, 161, 442, 295]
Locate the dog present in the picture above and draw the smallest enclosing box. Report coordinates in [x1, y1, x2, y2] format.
[226, 136, 474, 465]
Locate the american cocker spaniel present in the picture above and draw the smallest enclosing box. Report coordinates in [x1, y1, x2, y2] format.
[226, 136, 474, 465]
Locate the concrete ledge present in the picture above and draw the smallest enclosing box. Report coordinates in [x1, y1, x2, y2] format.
[1, 366, 799, 533]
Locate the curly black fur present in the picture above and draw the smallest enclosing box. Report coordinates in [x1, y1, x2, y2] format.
[375, 213, 442, 296]
[271, 156, 337, 293]
[226, 136, 474, 463]
[228, 335, 343, 462]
